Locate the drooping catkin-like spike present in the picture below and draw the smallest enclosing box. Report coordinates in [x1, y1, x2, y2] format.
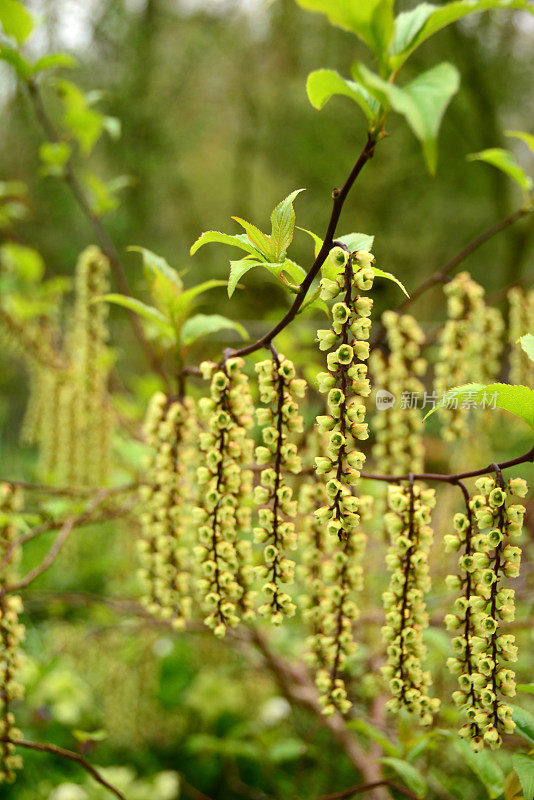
[193, 357, 255, 638]
[68, 246, 112, 485]
[508, 288, 534, 385]
[445, 475, 527, 750]
[371, 312, 426, 475]
[253, 353, 306, 625]
[435, 272, 494, 441]
[0, 484, 25, 784]
[381, 482, 440, 725]
[299, 478, 331, 671]
[311, 248, 374, 715]
[137, 392, 196, 629]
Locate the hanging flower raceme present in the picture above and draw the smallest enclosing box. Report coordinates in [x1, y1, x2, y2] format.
[253, 353, 306, 624]
[138, 392, 196, 629]
[311, 247, 374, 715]
[508, 288, 534, 385]
[0, 483, 25, 784]
[435, 272, 501, 441]
[193, 357, 255, 638]
[382, 482, 440, 725]
[445, 475, 527, 750]
[371, 311, 426, 475]
[68, 246, 113, 486]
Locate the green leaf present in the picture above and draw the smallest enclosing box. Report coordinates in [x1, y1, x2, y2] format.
[348, 719, 400, 757]
[103, 116, 121, 141]
[454, 739, 505, 799]
[513, 754, 534, 800]
[372, 266, 409, 297]
[270, 189, 304, 260]
[513, 706, 534, 747]
[380, 757, 427, 798]
[424, 383, 534, 429]
[297, 227, 323, 258]
[0, 0, 34, 44]
[93, 294, 174, 338]
[128, 246, 182, 289]
[518, 333, 534, 363]
[518, 685, 534, 695]
[390, 1, 534, 71]
[354, 61, 460, 174]
[83, 172, 120, 216]
[295, 0, 395, 59]
[180, 313, 248, 346]
[468, 147, 533, 193]
[232, 217, 277, 261]
[0, 242, 45, 281]
[39, 141, 71, 172]
[506, 130, 534, 153]
[336, 232, 375, 252]
[172, 279, 227, 318]
[190, 230, 260, 258]
[55, 80, 104, 156]
[32, 52, 77, 73]
[228, 259, 262, 298]
[306, 69, 380, 123]
[0, 43, 32, 77]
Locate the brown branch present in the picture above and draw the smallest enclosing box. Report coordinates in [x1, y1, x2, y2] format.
[25, 78, 170, 391]
[360, 444, 534, 485]
[5, 738, 126, 800]
[247, 628, 385, 794]
[308, 779, 419, 800]
[372, 206, 530, 347]
[0, 484, 139, 574]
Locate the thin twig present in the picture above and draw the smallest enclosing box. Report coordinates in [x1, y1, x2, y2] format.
[4, 738, 126, 800]
[308, 779, 419, 800]
[372, 206, 530, 347]
[360, 444, 534, 485]
[0, 484, 139, 574]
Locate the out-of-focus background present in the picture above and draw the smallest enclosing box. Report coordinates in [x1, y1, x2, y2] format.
[1, 2, 534, 799]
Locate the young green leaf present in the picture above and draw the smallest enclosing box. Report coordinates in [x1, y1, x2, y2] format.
[232, 217, 277, 261]
[354, 61, 460, 174]
[295, 0, 395, 61]
[93, 294, 174, 338]
[347, 720, 400, 757]
[56, 80, 104, 156]
[306, 69, 380, 123]
[270, 189, 304, 260]
[336, 232, 375, 252]
[190, 230, 261, 258]
[506, 130, 534, 153]
[0, 0, 34, 44]
[513, 754, 534, 800]
[424, 383, 534, 429]
[171, 279, 227, 318]
[518, 333, 534, 362]
[0, 43, 32, 78]
[380, 757, 427, 798]
[128, 246, 182, 289]
[390, 0, 534, 71]
[297, 227, 323, 258]
[32, 52, 77, 74]
[228, 259, 263, 298]
[180, 313, 248, 346]
[454, 739, 505, 799]
[468, 147, 533, 193]
[371, 266, 409, 297]
[517, 685, 534, 695]
[513, 706, 534, 747]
